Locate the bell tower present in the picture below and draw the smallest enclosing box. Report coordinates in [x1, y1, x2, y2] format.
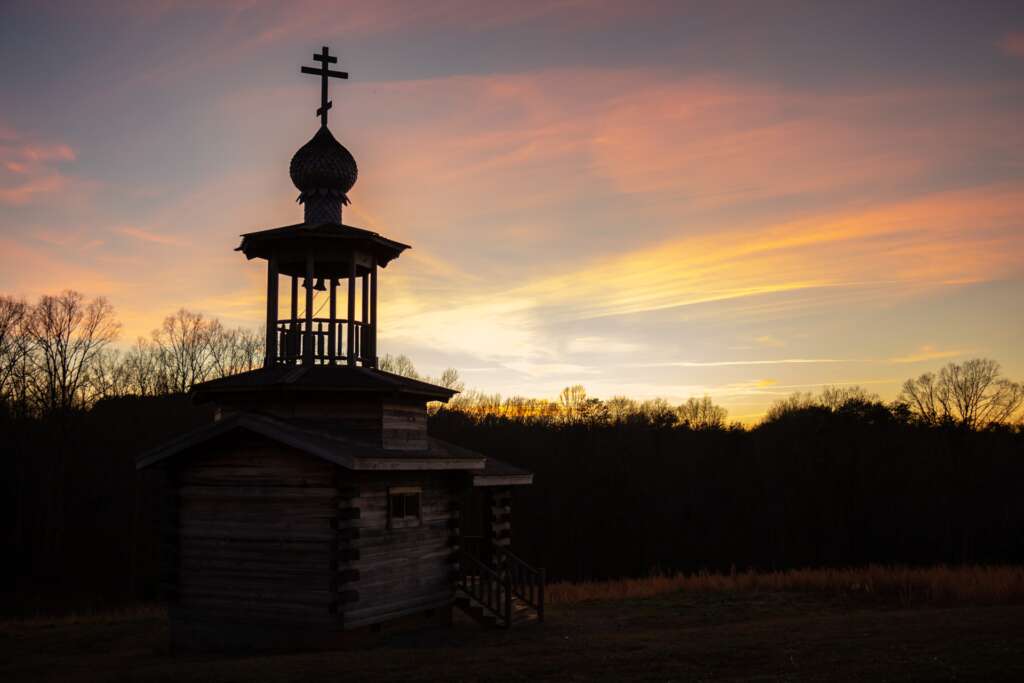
[196, 46, 456, 444]
[234, 46, 409, 370]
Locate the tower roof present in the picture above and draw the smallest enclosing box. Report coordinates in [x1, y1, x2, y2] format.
[289, 126, 358, 203]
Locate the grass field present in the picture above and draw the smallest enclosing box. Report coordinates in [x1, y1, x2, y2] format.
[3, 567, 1024, 682]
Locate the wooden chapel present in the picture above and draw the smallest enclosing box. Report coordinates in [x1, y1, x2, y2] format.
[137, 47, 543, 652]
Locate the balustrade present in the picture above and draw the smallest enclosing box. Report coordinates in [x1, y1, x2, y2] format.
[273, 317, 375, 366]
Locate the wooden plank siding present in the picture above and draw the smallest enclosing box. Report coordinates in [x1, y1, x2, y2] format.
[344, 470, 461, 628]
[164, 434, 465, 645]
[381, 401, 428, 450]
[169, 438, 340, 631]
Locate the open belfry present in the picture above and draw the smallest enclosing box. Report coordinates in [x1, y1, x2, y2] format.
[138, 47, 543, 652]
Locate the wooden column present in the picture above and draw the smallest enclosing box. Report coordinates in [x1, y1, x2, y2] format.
[303, 252, 314, 364]
[369, 261, 378, 368]
[346, 257, 356, 364]
[290, 275, 298, 365]
[361, 272, 369, 364]
[290, 276, 298, 321]
[264, 254, 278, 368]
[328, 278, 337, 364]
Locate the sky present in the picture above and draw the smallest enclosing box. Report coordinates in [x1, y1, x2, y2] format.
[1, 1, 1022, 422]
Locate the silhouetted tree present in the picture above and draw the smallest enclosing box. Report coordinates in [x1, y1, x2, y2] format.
[676, 396, 728, 430]
[899, 359, 1024, 428]
[819, 385, 880, 411]
[0, 295, 28, 409]
[24, 290, 120, 414]
[379, 353, 420, 378]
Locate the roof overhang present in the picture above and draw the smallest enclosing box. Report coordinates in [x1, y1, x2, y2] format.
[473, 473, 534, 487]
[137, 412, 485, 472]
[236, 222, 410, 276]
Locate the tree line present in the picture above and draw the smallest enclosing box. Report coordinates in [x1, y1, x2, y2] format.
[4, 290, 1021, 429]
[0, 292, 262, 416]
[2, 289, 1023, 616]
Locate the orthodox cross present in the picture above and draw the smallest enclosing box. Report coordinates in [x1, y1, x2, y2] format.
[301, 46, 349, 128]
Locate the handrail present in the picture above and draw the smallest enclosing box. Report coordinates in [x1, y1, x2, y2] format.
[272, 316, 375, 366]
[458, 544, 545, 625]
[499, 548, 545, 622]
[458, 550, 511, 627]
[275, 317, 369, 327]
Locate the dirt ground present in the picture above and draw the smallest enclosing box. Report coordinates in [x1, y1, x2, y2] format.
[2, 592, 1023, 682]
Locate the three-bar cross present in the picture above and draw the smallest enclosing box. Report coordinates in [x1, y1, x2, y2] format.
[301, 46, 348, 128]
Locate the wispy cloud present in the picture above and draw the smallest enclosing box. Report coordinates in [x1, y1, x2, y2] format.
[887, 345, 969, 364]
[0, 128, 79, 206]
[114, 226, 188, 247]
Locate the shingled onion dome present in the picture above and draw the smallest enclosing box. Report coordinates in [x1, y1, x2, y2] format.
[289, 126, 358, 224]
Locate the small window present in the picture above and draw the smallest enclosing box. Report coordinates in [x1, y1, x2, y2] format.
[388, 487, 422, 529]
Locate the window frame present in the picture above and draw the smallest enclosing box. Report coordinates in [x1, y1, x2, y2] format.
[387, 486, 422, 530]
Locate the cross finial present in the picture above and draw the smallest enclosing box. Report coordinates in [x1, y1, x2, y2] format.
[300, 46, 349, 128]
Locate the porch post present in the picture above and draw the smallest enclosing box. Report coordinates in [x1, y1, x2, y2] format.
[369, 260, 378, 368]
[303, 252, 314, 364]
[264, 254, 278, 368]
[346, 256, 356, 364]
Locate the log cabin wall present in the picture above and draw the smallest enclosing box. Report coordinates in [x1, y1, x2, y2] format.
[164, 434, 465, 648]
[215, 395, 384, 443]
[381, 400, 428, 450]
[166, 435, 341, 650]
[343, 470, 461, 629]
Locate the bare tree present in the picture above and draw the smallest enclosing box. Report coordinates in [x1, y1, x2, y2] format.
[558, 384, 589, 424]
[87, 348, 131, 401]
[0, 295, 28, 407]
[24, 290, 120, 413]
[207, 323, 264, 379]
[819, 385, 880, 411]
[899, 358, 1024, 428]
[379, 353, 420, 379]
[639, 398, 677, 427]
[677, 396, 728, 430]
[763, 392, 818, 422]
[606, 396, 639, 423]
[120, 338, 162, 396]
[434, 367, 464, 392]
[152, 309, 215, 393]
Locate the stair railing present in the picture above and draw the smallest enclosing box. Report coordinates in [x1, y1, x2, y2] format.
[498, 548, 545, 623]
[457, 550, 512, 627]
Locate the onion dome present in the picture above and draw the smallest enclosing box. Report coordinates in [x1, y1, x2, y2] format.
[289, 127, 358, 222]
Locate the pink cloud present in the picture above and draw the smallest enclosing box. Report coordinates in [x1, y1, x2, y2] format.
[999, 31, 1024, 58]
[0, 128, 78, 206]
[115, 226, 188, 247]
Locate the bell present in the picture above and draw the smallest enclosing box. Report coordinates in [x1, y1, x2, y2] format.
[313, 278, 327, 292]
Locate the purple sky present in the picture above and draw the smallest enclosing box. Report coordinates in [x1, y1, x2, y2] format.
[2, 1, 1022, 421]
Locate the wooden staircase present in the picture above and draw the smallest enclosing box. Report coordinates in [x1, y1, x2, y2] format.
[455, 548, 545, 629]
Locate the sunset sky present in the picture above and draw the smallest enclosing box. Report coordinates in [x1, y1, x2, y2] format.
[1, 1, 1022, 421]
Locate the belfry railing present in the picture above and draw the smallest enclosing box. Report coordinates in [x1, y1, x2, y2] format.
[274, 317, 374, 366]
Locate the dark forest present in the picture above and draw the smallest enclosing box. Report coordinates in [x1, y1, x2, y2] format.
[5, 392, 1022, 617]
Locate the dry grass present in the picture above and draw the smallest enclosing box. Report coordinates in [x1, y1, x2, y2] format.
[547, 565, 1024, 607]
